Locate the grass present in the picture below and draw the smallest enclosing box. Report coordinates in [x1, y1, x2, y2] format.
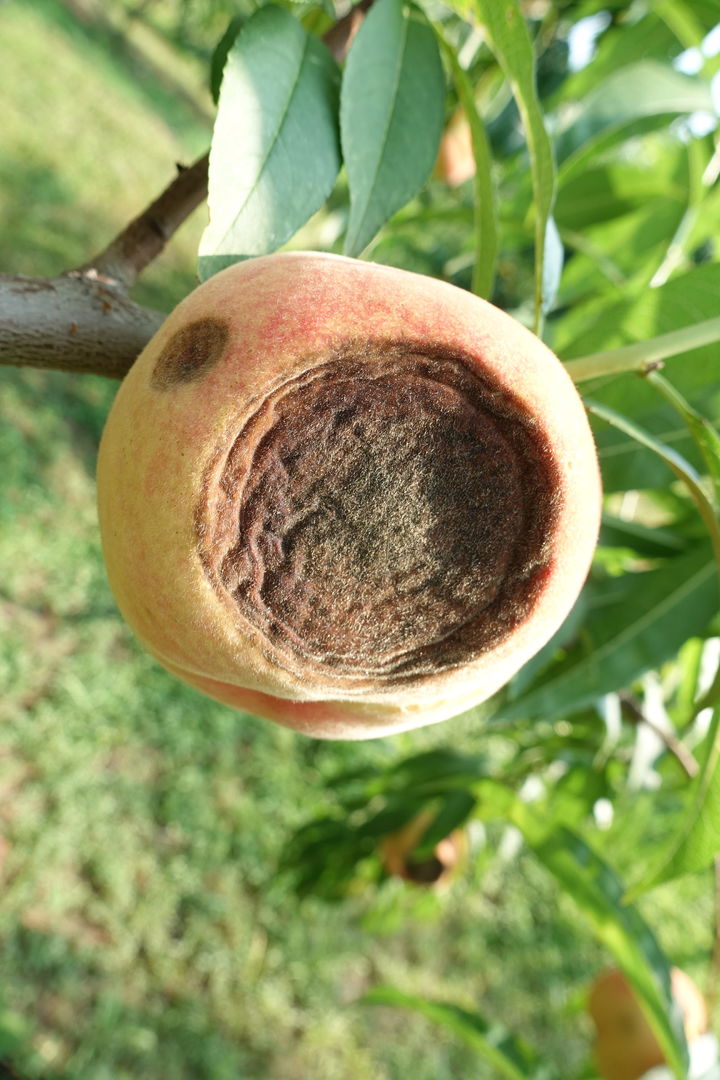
[0, 2, 716, 1078]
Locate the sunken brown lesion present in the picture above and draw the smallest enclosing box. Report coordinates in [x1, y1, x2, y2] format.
[196, 340, 562, 690]
[150, 317, 230, 390]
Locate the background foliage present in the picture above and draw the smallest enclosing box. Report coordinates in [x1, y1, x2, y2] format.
[1, 0, 720, 1077]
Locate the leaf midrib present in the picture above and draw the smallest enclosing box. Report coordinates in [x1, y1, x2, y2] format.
[346, 4, 409, 252]
[216, 24, 312, 247]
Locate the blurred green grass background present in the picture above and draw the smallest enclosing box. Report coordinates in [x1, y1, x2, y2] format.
[0, 2, 715, 1077]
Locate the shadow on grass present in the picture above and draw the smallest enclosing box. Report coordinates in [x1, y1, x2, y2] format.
[1, 924, 266, 1079]
[37, 0, 213, 139]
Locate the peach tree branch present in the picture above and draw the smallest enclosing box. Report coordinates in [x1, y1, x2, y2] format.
[0, 2, 372, 379]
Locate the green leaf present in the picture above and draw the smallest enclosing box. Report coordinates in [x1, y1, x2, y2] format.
[555, 152, 686, 233]
[645, 371, 720, 509]
[556, 264, 720, 492]
[469, 0, 556, 333]
[551, 13, 679, 107]
[512, 817, 689, 1080]
[198, 6, 340, 279]
[414, 790, 475, 855]
[544, 765, 608, 826]
[340, 0, 445, 257]
[564, 316, 720, 384]
[387, 748, 487, 792]
[558, 201, 685, 308]
[653, 0, 714, 51]
[627, 708, 720, 898]
[436, 31, 497, 299]
[599, 514, 686, 558]
[587, 402, 720, 571]
[556, 61, 714, 184]
[362, 988, 557, 1080]
[499, 545, 720, 722]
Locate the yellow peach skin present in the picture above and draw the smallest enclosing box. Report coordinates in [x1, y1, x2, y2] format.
[588, 967, 708, 1080]
[97, 252, 601, 739]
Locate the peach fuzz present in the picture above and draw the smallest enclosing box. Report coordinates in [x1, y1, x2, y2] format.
[97, 251, 601, 739]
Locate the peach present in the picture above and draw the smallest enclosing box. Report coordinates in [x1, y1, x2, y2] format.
[588, 966, 708, 1080]
[96, 251, 600, 739]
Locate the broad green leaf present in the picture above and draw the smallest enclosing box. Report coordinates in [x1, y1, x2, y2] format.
[463, 784, 689, 1079]
[556, 61, 714, 184]
[469, 0, 556, 332]
[512, 816, 689, 1080]
[499, 545, 720, 722]
[587, 402, 720, 571]
[341, 0, 444, 257]
[362, 987, 556, 1080]
[436, 31, 497, 299]
[627, 708, 720, 898]
[199, 6, 340, 279]
[358, 800, 424, 840]
[555, 264, 720, 491]
[558, 201, 684, 308]
[564, 316, 720, 384]
[646, 371, 720, 508]
[598, 515, 686, 558]
[413, 790, 476, 855]
[551, 13, 680, 106]
[555, 145, 688, 233]
[541, 765, 609, 826]
[387, 748, 487, 795]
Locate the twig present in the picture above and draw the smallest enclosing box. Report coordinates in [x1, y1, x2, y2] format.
[324, 0, 373, 61]
[78, 154, 209, 289]
[620, 693, 699, 779]
[75, 2, 371, 291]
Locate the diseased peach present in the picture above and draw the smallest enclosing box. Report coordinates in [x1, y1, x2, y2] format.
[588, 966, 708, 1080]
[97, 251, 601, 739]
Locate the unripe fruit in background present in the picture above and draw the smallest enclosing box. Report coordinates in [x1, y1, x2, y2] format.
[97, 252, 601, 739]
[379, 811, 468, 890]
[435, 105, 476, 188]
[587, 967, 708, 1080]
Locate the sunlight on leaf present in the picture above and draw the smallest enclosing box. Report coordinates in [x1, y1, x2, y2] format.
[341, 0, 445, 257]
[586, 402, 720, 571]
[199, 5, 340, 279]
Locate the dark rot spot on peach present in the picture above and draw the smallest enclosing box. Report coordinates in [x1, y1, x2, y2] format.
[196, 340, 561, 690]
[150, 317, 230, 390]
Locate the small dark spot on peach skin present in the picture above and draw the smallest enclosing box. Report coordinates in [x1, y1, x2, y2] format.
[150, 317, 230, 390]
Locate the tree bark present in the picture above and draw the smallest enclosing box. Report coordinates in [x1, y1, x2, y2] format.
[0, 273, 163, 378]
[0, 1, 372, 381]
